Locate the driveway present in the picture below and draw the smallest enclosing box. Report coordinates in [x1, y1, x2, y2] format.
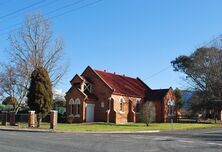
[0, 128, 221, 152]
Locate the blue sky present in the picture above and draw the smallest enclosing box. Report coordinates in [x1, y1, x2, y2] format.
[0, 0, 222, 92]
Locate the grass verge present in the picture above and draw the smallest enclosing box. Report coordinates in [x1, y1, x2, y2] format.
[18, 122, 221, 132]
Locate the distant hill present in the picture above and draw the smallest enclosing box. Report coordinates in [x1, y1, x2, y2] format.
[181, 90, 194, 109]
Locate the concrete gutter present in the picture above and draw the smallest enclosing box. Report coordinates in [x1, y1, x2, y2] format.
[53, 130, 161, 134]
[0, 126, 160, 134]
[0, 126, 55, 133]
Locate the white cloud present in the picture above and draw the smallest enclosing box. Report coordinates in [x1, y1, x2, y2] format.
[53, 88, 66, 101]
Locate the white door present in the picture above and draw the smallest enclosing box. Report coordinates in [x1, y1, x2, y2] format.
[86, 104, 95, 122]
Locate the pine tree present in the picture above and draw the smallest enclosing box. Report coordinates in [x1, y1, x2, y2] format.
[27, 67, 52, 127]
[174, 88, 183, 109]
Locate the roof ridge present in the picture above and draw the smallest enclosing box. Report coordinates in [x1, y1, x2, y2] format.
[89, 68, 114, 91]
[152, 88, 169, 91]
[136, 77, 151, 90]
[94, 69, 138, 80]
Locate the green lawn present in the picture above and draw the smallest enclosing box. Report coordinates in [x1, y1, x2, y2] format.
[18, 122, 221, 132]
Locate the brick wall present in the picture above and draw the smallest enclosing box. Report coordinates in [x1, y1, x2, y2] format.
[163, 88, 177, 122]
[110, 95, 141, 124]
[82, 67, 113, 122]
[65, 88, 86, 123]
[66, 66, 176, 124]
[66, 66, 114, 123]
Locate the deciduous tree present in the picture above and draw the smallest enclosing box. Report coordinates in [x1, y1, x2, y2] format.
[2, 96, 17, 109]
[141, 102, 155, 126]
[0, 13, 67, 113]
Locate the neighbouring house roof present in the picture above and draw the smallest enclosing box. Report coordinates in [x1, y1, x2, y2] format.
[94, 70, 150, 97]
[146, 89, 170, 101]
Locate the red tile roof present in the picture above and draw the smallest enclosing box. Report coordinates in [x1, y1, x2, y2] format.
[95, 70, 150, 97]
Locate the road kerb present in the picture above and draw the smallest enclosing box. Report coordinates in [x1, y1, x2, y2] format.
[0, 126, 160, 134]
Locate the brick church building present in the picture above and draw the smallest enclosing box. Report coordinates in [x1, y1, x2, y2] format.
[65, 66, 177, 124]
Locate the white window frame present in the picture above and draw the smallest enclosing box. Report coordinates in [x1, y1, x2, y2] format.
[74, 98, 81, 117]
[69, 98, 75, 115]
[119, 97, 125, 114]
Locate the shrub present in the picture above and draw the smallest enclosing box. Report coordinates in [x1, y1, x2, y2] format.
[67, 114, 74, 123]
[27, 67, 52, 127]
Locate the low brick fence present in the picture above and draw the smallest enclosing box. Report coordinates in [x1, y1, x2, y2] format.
[0, 111, 58, 129]
[177, 115, 198, 123]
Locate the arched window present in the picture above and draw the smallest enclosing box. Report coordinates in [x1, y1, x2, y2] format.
[75, 98, 81, 115]
[136, 99, 140, 113]
[69, 98, 75, 114]
[69, 98, 75, 104]
[119, 97, 125, 112]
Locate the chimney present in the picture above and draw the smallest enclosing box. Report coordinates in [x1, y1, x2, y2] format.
[114, 72, 116, 74]
[104, 70, 106, 72]
[123, 74, 125, 76]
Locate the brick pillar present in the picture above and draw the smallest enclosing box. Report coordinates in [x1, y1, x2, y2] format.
[128, 100, 136, 122]
[9, 111, 16, 126]
[219, 110, 222, 121]
[107, 98, 111, 123]
[28, 111, 35, 127]
[1, 111, 8, 126]
[109, 99, 116, 123]
[50, 110, 57, 129]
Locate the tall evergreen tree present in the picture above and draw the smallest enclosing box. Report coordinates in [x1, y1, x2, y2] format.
[171, 47, 222, 121]
[27, 67, 52, 127]
[174, 88, 183, 109]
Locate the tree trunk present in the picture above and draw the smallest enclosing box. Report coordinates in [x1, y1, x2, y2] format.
[214, 113, 217, 124]
[37, 115, 42, 128]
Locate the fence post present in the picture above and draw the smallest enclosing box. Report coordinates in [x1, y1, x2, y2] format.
[1, 111, 7, 126]
[50, 110, 57, 129]
[9, 111, 16, 126]
[219, 110, 222, 121]
[28, 111, 35, 127]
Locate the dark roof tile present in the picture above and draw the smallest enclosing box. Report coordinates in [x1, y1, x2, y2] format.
[95, 70, 150, 97]
[146, 89, 169, 101]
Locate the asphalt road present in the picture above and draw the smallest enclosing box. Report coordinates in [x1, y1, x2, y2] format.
[0, 128, 221, 152]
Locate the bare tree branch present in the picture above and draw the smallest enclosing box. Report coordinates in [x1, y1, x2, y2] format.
[0, 13, 67, 112]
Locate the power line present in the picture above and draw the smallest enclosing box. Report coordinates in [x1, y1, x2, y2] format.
[0, 0, 60, 32]
[143, 65, 171, 80]
[0, 0, 104, 37]
[50, 0, 103, 19]
[46, 0, 86, 16]
[142, 34, 222, 81]
[0, 0, 46, 20]
[0, 0, 59, 24]
[202, 34, 222, 47]
[0, 0, 91, 33]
